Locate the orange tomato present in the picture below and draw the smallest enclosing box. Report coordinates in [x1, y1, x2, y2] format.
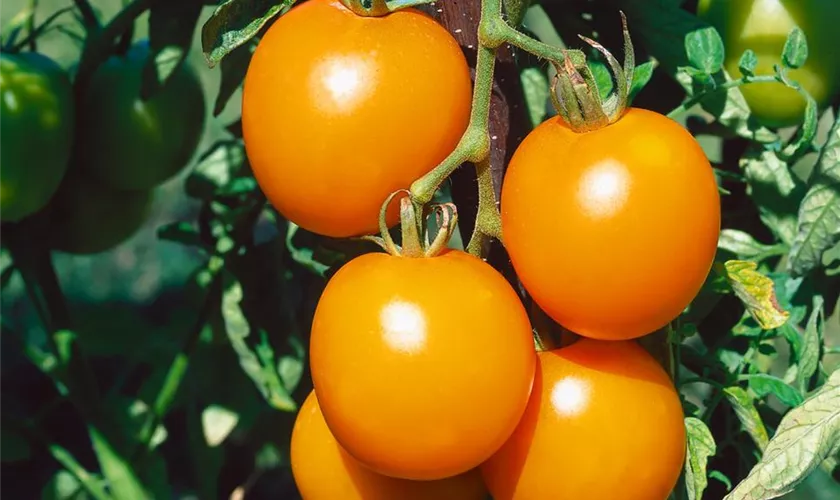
[241, 0, 472, 238]
[481, 339, 686, 500]
[309, 250, 536, 480]
[291, 390, 487, 500]
[501, 108, 720, 340]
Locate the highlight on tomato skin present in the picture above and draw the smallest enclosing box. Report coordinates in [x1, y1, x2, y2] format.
[291, 390, 488, 500]
[480, 339, 686, 500]
[308, 249, 537, 481]
[241, 0, 472, 238]
[501, 107, 721, 341]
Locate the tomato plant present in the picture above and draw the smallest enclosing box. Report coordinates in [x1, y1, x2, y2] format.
[77, 41, 206, 191]
[698, 0, 840, 128]
[481, 339, 686, 499]
[502, 108, 720, 340]
[49, 174, 152, 255]
[309, 245, 535, 480]
[291, 390, 487, 499]
[241, 0, 472, 238]
[0, 51, 74, 222]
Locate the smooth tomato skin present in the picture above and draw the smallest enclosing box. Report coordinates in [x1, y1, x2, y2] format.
[291, 391, 487, 500]
[481, 340, 686, 500]
[698, 0, 840, 128]
[242, 0, 472, 237]
[501, 108, 720, 340]
[50, 174, 152, 255]
[310, 250, 536, 480]
[0, 52, 74, 222]
[78, 41, 206, 191]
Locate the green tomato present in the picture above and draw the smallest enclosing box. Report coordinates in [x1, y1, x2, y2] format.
[78, 41, 206, 191]
[0, 52, 74, 222]
[50, 174, 153, 255]
[698, 0, 840, 128]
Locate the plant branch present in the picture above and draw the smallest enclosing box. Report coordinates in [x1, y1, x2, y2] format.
[73, 0, 100, 31]
[666, 74, 778, 119]
[26, 0, 38, 50]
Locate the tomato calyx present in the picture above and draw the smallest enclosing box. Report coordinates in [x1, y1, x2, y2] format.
[364, 191, 459, 258]
[550, 12, 635, 133]
[339, 0, 435, 17]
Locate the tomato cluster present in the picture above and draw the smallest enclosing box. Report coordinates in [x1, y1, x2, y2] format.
[240, 0, 721, 498]
[0, 41, 205, 255]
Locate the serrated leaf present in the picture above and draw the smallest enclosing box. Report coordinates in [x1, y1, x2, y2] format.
[685, 26, 725, 74]
[746, 374, 804, 408]
[685, 417, 716, 500]
[725, 369, 840, 500]
[797, 296, 824, 393]
[741, 149, 806, 245]
[201, 0, 294, 67]
[724, 386, 770, 450]
[520, 67, 549, 127]
[142, 1, 203, 99]
[628, 60, 656, 102]
[787, 115, 840, 276]
[723, 260, 790, 329]
[739, 50, 758, 76]
[718, 229, 784, 261]
[782, 27, 808, 69]
[202, 405, 239, 447]
[213, 40, 255, 116]
[221, 276, 297, 412]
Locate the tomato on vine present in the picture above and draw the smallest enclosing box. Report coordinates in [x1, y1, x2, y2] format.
[77, 41, 206, 191]
[0, 52, 74, 222]
[291, 390, 488, 500]
[481, 339, 686, 500]
[50, 174, 152, 255]
[502, 21, 720, 341]
[242, 0, 472, 238]
[698, 0, 840, 128]
[309, 199, 535, 480]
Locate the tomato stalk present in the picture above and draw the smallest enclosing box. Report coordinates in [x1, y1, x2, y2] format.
[365, 192, 459, 258]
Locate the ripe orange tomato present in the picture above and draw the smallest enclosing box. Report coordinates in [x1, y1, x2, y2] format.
[501, 108, 720, 340]
[481, 339, 686, 500]
[309, 250, 536, 480]
[291, 390, 487, 500]
[242, 0, 472, 238]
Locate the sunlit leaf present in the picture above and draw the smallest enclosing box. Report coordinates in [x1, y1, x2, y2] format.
[629, 60, 656, 102]
[201, 0, 295, 67]
[724, 386, 770, 450]
[685, 26, 725, 74]
[781, 27, 808, 69]
[685, 417, 717, 500]
[741, 149, 805, 245]
[738, 49, 757, 77]
[745, 374, 804, 408]
[722, 260, 790, 329]
[797, 296, 824, 393]
[202, 404, 239, 447]
[520, 67, 549, 127]
[718, 229, 784, 261]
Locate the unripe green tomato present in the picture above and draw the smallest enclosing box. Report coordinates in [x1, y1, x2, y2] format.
[698, 0, 840, 128]
[50, 174, 153, 255]
[77, 41, 206, 191]
[0, 52, 74, 222]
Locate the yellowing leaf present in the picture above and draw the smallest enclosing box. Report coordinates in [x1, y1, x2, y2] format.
[723, 260, 790, 329]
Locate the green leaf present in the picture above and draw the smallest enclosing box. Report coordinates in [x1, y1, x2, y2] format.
[780, 93, 819, 159]
[201, 0, 295, 67]
[685, 26, 725, 74]
[787, 115, 840, 276]
[41, 470, 85, 500]
[718, 229, 784, 261]
[142, 1, 203, 99]
[725, 369, 840, 500]
[186, 140, 247, 200]
[797, 297, 824, 393]
[741, 149, 805, 245]
[220, 276, 297, 411]
[213, 40, 256, 116]
[685, 417, 716, 500]
[746, 374, 804, 408]
[722, 260, 790, 329]
[286, 223, 329, 277]
[88, 425, 150, 499]
[202, 404, 239, 447]
[157, 222, 205, 249]
[588, 60, 614, 102]
[782, 27, 808, 69]
[520, 67, 549, 127]
[279, 354, 303, 393]
[710, 470, 733, 491]
[628, 60, 656, 102]
[1, 424, 31, 462]
[738, 49, 758, 77]
[724, 386, 770, 451]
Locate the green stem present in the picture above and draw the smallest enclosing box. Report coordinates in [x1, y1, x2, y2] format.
[73, 0, 101, 31]
[667, 74, 778, 119]
[466, 157, 503, 255]
[26, 0, 37, 50]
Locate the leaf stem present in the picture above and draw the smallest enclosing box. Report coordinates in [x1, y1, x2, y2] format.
[667, 74, 778, 119]
[73, 0, 100, 31]
[26, 0, 37, 50]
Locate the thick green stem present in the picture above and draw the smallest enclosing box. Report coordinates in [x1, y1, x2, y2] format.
[466, 157, 503, 255]
[667, 74, 778, 119]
